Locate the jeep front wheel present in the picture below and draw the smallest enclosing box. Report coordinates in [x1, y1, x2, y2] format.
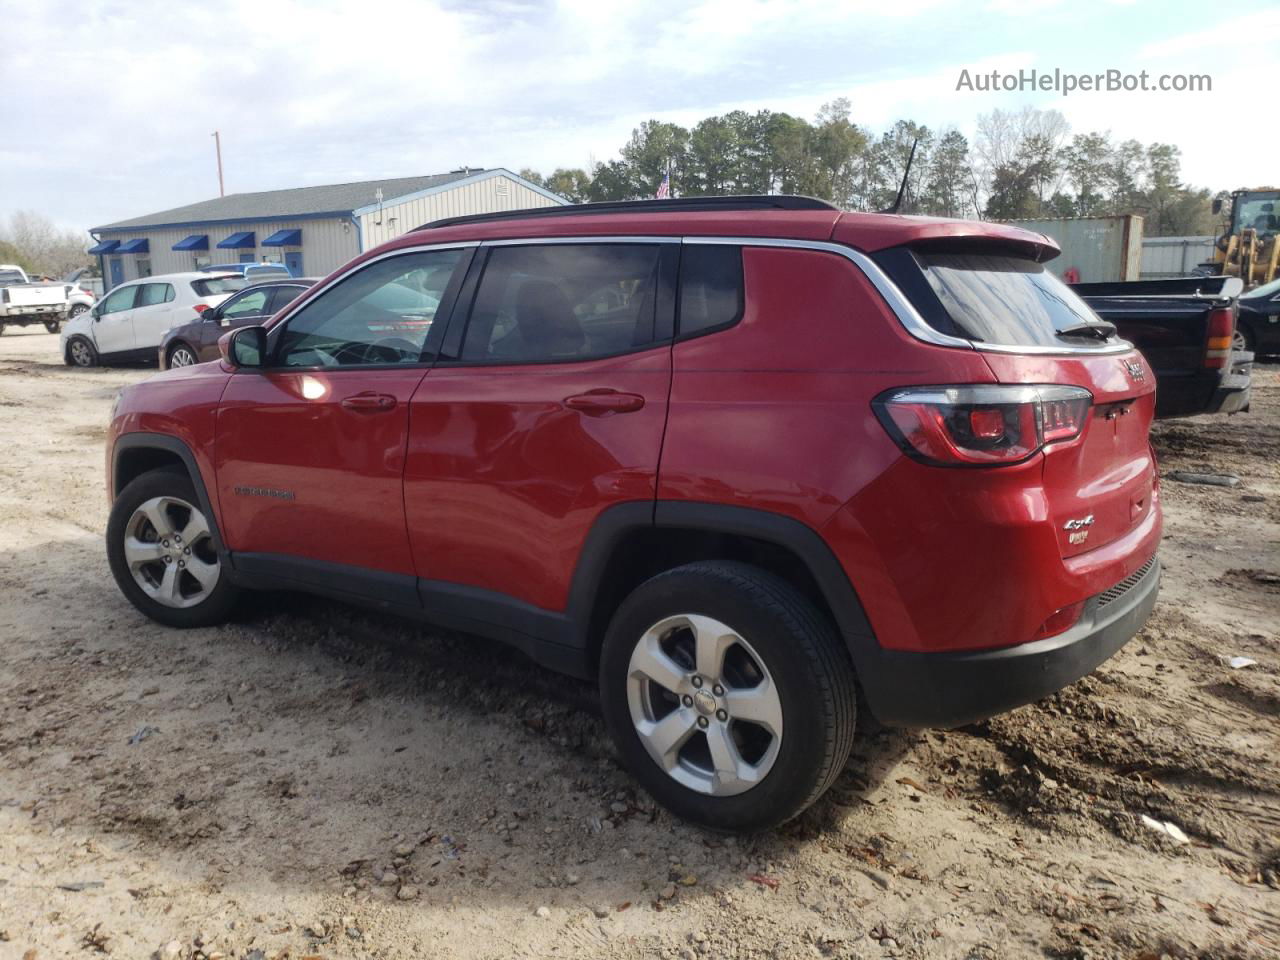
[599, 561, 856, 832]
[106, 468, 241, 628]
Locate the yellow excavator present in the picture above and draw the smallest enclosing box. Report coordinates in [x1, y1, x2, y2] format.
[1208, 187, 1279, 289]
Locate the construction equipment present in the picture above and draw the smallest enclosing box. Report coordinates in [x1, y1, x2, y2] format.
[1207, 187, 1279, 289]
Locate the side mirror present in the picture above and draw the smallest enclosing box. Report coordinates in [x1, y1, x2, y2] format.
[220, 325, 267, 368]
[1212, 198, 1223, 215]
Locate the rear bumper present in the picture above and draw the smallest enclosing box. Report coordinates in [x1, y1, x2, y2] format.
[1205, 352, 1252, 414]
[860, 556, 1159, 728]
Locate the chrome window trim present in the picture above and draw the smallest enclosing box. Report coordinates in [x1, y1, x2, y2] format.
[682, 234, 1135, 357]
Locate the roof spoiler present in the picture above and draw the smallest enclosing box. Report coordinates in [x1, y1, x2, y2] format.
[1071, 276, 1244, 302]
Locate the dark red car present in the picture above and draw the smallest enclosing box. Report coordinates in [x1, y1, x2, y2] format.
[158, 278, 317, 369]
[105, 196, 1161, 830]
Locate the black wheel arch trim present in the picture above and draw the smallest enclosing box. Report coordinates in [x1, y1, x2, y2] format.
[112, 432, 227, 557]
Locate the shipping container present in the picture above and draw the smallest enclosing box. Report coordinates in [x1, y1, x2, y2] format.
[1139, 235, 1215, 279]
[998, 215, 1143, 283]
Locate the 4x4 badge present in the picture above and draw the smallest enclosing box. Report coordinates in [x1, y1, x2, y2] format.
[1123, 359, 1145, 381]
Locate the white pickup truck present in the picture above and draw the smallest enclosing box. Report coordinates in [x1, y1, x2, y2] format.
[0, 264, 71, 334]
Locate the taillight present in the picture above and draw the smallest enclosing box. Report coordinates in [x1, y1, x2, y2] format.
[1204, 307, 1234, 368]
[873, 384, 1092, 467]
[193, 303, 210, 316]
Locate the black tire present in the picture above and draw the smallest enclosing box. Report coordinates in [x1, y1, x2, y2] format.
[599, 560, 856, 832]
[66, 336, 98, 367]
[0, 322, 5, 336]
[44, 318, 62, 334]
[106, 467, 241, 628]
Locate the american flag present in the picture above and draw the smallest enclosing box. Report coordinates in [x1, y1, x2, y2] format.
[655, 172, 670, 199]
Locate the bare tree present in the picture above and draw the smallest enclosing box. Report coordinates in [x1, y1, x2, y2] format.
[0, 211, 92, 277]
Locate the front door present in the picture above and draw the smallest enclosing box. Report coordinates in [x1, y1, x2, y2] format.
[108, 258, 124, 288]
[92, 283, 140, 353]
[284, 252, 303, 276]
[405, 241, 676, 613]
[214, 246, 472, 587]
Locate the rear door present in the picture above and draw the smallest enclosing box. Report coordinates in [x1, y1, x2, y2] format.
[404, 240, 676, 613]
[130, 282, 178, 348]
[92, 283, 140, 353]
[214, 246, 471, 586]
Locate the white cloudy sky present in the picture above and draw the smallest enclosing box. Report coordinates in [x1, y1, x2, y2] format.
[1, 0, 1276, 233]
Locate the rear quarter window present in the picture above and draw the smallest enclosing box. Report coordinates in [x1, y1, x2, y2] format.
[678, 244, 743, 338]
[874, 248, 1114, 348]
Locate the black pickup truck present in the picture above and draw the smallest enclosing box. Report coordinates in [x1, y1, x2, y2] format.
[1073, 276, 1253, 419]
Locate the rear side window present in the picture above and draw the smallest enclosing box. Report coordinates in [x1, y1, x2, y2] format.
[877, 248, 1113, 348]
[137, 283, 174, 306]
[268, 285, 309, 313]
[678, 244, 743, 338]
[191, 276, 248, 297]
[460, 244, 662, 363]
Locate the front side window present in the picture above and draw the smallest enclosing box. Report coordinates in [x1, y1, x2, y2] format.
[275, 249, 463, 367]
[222, 288, 271, 320]
[100, 285, 138, 315]
[137, 283, 174, 307]
[461, 244, 662, 363]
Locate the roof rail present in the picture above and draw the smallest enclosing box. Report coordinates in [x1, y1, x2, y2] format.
[414, 194, 839, 231]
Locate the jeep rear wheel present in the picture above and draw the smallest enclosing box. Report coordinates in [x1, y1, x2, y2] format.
[599, 561, 856, 832]
[106, 468, 241, 628]
[44, 318, 61, 334]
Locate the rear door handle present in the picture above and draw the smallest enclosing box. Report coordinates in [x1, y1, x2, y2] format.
[564, 389, 645, 415]
[340, 392, 397, 412]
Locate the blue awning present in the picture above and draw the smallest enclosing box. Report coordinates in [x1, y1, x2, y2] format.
[117, 238, 149, 254]
[217, 231, 255, 249]
[87, 239, 120, 255]
[261, 228, 301, 247]
[172, 234, 209, 251]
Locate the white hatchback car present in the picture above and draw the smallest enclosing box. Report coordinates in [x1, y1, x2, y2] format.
[61, 272, 246, 367]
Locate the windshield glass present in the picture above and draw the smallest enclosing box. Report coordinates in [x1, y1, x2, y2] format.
[1242, 277, 1280, 300]
[910, 251, 1112, 347]
[191, 276, 248, 296]
[1232, 192, 1280, 239]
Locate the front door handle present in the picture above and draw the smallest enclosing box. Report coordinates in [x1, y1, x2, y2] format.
[564, 389, 645, 416]
[340, 392, 397, 412]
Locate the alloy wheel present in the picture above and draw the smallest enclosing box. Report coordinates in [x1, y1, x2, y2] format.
[122, 495, 220, 608]
[626, 614, 783, 796]
[169, 345, 198, 367]
[70, 340, 93, 366]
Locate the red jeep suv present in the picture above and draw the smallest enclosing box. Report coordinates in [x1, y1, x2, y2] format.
[105, 196, 1161, 831]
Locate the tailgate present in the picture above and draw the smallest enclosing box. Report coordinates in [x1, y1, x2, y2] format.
[7, 285, 67, 307]
[983, 350, 1157, 558]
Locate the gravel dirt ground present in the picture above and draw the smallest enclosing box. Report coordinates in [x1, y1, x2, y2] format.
[1, 328, 1277, 960]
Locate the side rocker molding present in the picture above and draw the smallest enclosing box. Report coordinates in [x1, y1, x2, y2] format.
[112, 432, 227, 557]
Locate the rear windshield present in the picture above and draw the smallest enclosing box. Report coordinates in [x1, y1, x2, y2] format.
[877, 248, 1114, 348]
[191, 276, 247, 296]
[0, 270, 24, 287]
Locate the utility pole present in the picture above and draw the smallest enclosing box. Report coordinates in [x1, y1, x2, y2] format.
[212, 131, 225, 197]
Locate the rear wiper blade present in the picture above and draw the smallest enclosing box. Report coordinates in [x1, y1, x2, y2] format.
[1056, 321, 1116, 341]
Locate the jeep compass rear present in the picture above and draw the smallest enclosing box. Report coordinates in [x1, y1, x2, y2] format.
[104, 195, 1159, 831]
